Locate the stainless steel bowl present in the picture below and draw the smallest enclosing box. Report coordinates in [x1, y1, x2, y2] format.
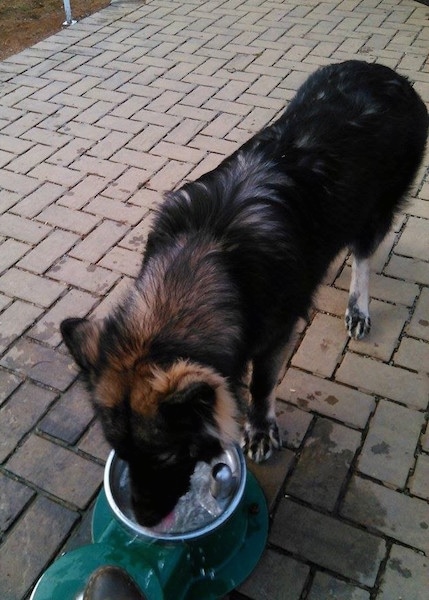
[104, 444, 246, 541]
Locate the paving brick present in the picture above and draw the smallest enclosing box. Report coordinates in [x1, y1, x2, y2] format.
[21, 126, 72, 148]
[90, 276, 133, 320]
[169, 102, 217, 123]
[29, 162, 83, 188]
[0, 473, 34, 533]
[46, 137, 95, 168]
[247, 447, 295, 512]
[37, 203, 100, 234]
[48, 256, 119, 294]
[406, 197, 429, 219]
[59, 175, 109, 209]
[0, 168, 40, 196]
[10, 182, 65, 218]
[189, 134, 238, 156]
[238, 549, 309, 600]
[275, 400, 313, 449]
[0, 267, 65, 307]
[95, 114, 146, 135]
[59, 120, 109, 141]
[38, 380, 94, 444]
[336, 353, 428, 410]
[395, 217, 429, 262]
[70, 155, 129, 182]
[7, 434, 103, 508]
[0, 381, 56, 461]
[0, 238, 29, 272]
[75, 99, 117, 124]
[307, 572, 370, 600]
[0, 495, 78, 600]
[0, 370, 22, 407]
[314, 285, 348, 316]
[271, 498, 385, 586]
[358, 399, 424, 488]
[286, 418, 361, 511]
[84, 197, 147, 227]
[151, 140, 206, 164]
[78, 419, 112, 461]
[187, 153, 224, 180]
[17, 229, 78, 274]
[87, 130, 135, 160]
[422, 423, 429, 453]
[277, 368, 375, 429]
[0, 149, 13, 168]
[6, 143, 55, 175]
[394, 337, 429, 373]
[336, 266, 419, 307]
[292, 313, 347, 377]
[147, 160, 194, 192]
[0, 337, 77, 391]
[111, 148, 166, 175]
[127, 124, 169, 152]
[347, 300, 409, 362]
[102, 167, 152, 200]
[409, 454, 429, 500]
[69, 220, 128, 262]
[29, 288, 97, 347]
[378, 545, 429, 600]
[0, 212, 51, 244]
[98, 246, 141, 277]
[341, 476, 429, 553]
[385, 255, 429, 286]
[1, 111, 46, 137]
[0, 300, 43, 353]
[0, 292, 10, 311]
[0, 132, 33, 154]
[164, 118, 206, 145]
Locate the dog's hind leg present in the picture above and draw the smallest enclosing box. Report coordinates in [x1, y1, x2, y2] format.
[242, 341, 288, 463]
[345, 255, 371, 339]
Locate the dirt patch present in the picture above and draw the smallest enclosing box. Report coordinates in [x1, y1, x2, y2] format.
[0, 0, 111, 61]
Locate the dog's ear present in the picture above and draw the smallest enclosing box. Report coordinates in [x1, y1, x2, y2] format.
[160, 382, 216, 429]
[60, 317, 101, 372]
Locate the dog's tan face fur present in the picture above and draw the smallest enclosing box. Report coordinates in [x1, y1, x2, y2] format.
[61, 308, 239, 526]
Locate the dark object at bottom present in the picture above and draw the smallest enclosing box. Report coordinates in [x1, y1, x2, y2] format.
[83, 566, 149, 600]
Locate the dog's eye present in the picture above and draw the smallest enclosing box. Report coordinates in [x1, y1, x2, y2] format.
[158, 452, 177, 466]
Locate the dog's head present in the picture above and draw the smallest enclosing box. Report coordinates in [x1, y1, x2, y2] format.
[60, 316, 239, 526]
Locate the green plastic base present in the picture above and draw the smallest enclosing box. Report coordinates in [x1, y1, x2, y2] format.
[31, 472, 268, 600]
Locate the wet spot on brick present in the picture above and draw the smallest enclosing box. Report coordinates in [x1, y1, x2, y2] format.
[371, 441, 390, 455]
[325, 395, 339, 405]
[315, 390, 322, 396]
[129, 235, 146, 246]
[419, 522, 428, 529]
[31, 321, 57, 342]
[87, 264, 96, 272]
[418, 319, 428, 326]
[298, 397, 309, 408]
[389, 558, 412, 578]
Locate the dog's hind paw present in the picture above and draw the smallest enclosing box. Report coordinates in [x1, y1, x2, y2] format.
[345, 306, 371, 340]
[242, 419, 282, 463]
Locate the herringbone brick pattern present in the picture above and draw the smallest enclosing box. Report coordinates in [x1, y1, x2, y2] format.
[0, 1, 428, 599]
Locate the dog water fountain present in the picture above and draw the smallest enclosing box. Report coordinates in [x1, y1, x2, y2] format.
[31, 444, 268, 600]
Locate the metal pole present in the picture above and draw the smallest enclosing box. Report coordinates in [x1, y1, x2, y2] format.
[62, 0, 76, 26]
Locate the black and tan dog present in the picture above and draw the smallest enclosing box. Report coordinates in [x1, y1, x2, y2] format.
[61, 60, 428, 526]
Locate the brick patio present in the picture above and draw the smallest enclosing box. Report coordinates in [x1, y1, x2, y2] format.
[0, 0, 428, 599]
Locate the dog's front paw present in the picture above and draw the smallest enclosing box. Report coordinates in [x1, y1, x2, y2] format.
[242, 419, 282, 463]
[345, 306, 371, 340]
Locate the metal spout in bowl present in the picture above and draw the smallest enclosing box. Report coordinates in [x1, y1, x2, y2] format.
[104, 444, 246, 542]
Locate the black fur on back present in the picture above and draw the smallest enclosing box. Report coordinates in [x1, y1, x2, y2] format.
[143, 60, 428, 371]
